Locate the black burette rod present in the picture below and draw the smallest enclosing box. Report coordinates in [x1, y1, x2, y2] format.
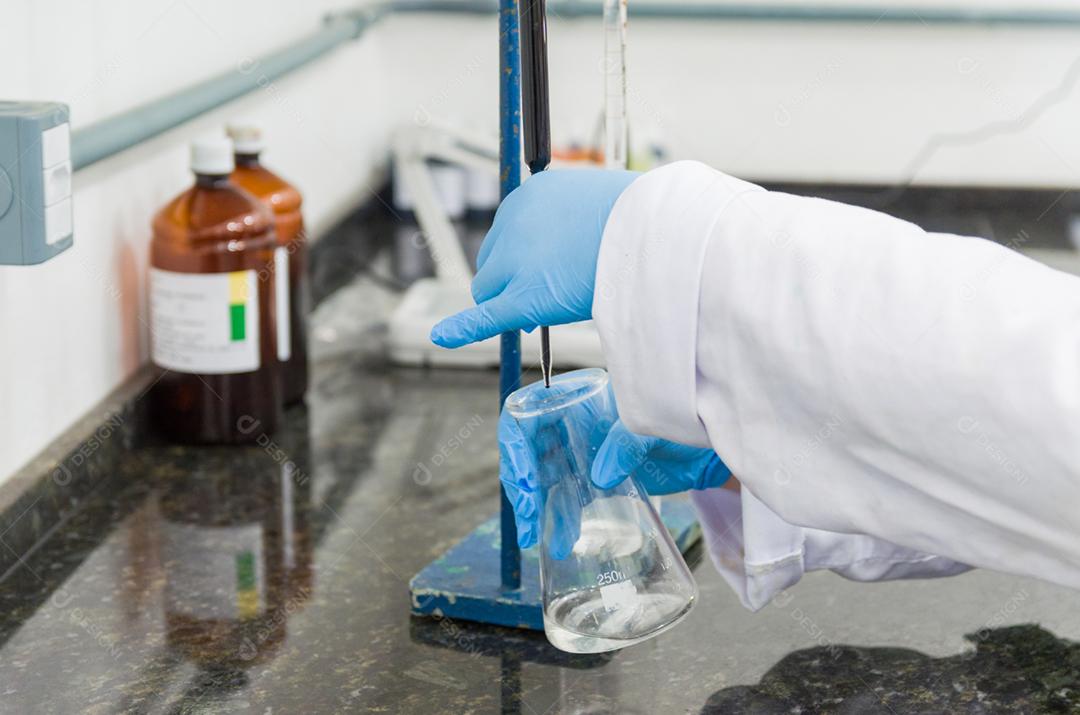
[519, 0, 554, 388]
[520, 0, 551, 175]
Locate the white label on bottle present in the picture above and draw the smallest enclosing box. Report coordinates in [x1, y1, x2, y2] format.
[161, 521, 266, 621]
[150, 267, 260, 374]
[274, 247, 291, 361]
[600, 579, 637, 613]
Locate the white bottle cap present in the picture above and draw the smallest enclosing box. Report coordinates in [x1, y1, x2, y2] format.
[226, 121, 265, 154]
[190, 136, 235, 175]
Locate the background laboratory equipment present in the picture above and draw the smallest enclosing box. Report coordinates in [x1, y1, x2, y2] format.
[504, 368, 697, 653]
[149, 137, 282, 443]
[602, 0, 628, 170]
[227, 122, 309, 406]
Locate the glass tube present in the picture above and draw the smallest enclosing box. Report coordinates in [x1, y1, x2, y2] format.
[603, 0, 628, 170]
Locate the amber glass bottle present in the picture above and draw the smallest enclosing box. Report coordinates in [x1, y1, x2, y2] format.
[149, 137, 282, 443]
[227, 123, 308, 406]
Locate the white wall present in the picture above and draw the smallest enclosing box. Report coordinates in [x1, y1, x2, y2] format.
[381, 6, 1080, 187]
[5, 0, 1080, 485]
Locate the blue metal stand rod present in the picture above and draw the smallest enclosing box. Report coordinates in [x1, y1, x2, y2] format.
[498, 0, 524, 592]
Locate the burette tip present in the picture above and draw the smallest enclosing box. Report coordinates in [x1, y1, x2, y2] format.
[541, 326, 552, 388]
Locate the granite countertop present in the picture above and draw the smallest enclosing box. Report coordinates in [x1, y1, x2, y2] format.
[2, 250, 1080, 714]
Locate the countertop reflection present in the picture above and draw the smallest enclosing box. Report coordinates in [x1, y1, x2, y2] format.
[1, 272, 1079, 714]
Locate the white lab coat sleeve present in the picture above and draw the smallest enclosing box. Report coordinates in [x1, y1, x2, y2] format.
[689, 487, 971, 611]
[593, 160, 1080, 597]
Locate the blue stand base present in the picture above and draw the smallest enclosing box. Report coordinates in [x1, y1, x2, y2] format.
[409, 500, 702, 630]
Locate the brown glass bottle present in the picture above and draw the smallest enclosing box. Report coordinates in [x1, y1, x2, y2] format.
[228, 126, 308, 406]
[149, 138, 282, 443]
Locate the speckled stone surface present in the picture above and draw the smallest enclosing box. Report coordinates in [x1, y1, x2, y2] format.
[2, 253, 1080, 712]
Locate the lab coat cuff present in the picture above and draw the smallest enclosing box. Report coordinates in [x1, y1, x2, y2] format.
[802, 524, 974, 583]
[691, 487, 973, 612]
[691, 488, 806, 612]
[593, 161, 765, 447]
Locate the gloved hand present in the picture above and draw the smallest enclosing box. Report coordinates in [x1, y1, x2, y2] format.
[590, 420, 732, 495]
[501, 410, 730, 556]
[431, 169, 640, 348]
[498, 375, 617, 558]
[499, 408, 544, 551]
[498, 411, 590, 559]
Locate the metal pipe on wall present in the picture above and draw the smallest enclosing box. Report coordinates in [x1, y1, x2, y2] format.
[394, 0, 1080, 26]
[70, 8, 386, 171]
[69, 1, 1080, 172]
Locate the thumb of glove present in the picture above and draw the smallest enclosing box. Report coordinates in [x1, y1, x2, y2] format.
[591, 420, 659, 490]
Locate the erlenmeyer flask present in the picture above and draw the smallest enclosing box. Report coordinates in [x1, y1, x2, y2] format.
[505, 368, 698, 654]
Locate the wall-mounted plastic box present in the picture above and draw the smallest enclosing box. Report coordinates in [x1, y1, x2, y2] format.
[0, 101, 73, 265]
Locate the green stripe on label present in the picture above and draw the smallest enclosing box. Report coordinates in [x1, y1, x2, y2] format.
[230, 304, 246, 341]
[236, 551, 256, 591]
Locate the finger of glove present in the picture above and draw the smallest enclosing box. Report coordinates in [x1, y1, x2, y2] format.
[477, 187, 522, 269]
[430, 291, 531, 348]
[476, 225, 499, 271]
[591, 420, 658, 490]
[498, 474, 538, 549]
[498, 416, 538, 496]
[470, 241, 512, 304]
[547, 485, 583, 561]
[498, 414, 540, 548]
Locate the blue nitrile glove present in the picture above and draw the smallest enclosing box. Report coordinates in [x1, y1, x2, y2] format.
[501, 409, 730, 557]
[591, 419, 732, 495]
[431, 169, 640, 348]
[498, 380, 615, 558]
[499, 410, 543, 550]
